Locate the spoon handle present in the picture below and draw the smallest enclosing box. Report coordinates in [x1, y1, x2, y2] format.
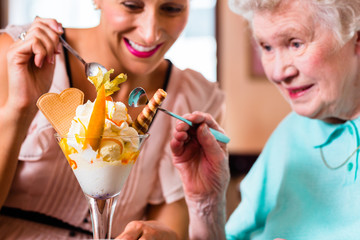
[158, 108, 230, 144]
[59, 36, 86, 66]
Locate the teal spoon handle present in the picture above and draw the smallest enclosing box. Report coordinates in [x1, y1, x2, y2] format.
[158, 108, 230, 144]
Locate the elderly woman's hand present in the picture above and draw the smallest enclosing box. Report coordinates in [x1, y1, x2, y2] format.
[6, 17, 63, 113]
[170, 111, 229, 201]
[170, 111, 229, 240]
[115, 220, 178, 240]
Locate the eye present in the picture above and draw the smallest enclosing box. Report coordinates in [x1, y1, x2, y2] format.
[261, 43, 272, 52]
[289, 39, 303, 49]
[121, 0, 144, 12]
[160, 3, 185, 15]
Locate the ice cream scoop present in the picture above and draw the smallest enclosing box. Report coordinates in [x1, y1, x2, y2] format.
[128, 87, 230, 144]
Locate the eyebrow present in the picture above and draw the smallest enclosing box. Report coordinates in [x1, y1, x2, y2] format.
[254, 25, 312, 44]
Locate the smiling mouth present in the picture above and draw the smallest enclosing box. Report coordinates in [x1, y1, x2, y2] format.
[124, 38, 162, 58]
[287, 84, 313, 99]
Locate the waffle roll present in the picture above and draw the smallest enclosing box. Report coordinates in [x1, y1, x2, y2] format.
[133, 89, 167, 134]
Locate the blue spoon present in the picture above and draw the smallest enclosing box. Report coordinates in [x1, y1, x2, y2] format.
[128, 87, 230, 144]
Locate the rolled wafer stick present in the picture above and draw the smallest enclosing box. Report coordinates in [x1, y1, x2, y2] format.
[133, 88, 167, 134]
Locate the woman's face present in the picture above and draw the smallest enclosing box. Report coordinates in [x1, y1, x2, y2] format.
[97, 0, 189, 75]
[253, 1, 360, 122]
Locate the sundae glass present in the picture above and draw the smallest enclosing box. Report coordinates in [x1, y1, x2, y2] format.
[37, 69, 155, 239]
[56, 133, 148, 239]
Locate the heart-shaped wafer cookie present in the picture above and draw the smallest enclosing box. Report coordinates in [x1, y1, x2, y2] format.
[36, 88, 84, 136]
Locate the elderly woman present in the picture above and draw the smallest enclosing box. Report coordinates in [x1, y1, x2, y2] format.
[171, 0, 360, 239]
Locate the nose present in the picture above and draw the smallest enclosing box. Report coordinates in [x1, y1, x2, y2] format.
[270, 51, 298, 83]
[139, 10, 161, 45]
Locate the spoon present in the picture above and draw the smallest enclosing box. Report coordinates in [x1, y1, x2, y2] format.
[128, 87, 230, 144]
[59, 35, 107, 77]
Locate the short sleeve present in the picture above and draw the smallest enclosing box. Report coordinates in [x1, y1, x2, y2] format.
[225, 153, 267, 239]
[147, 138, 184, 205]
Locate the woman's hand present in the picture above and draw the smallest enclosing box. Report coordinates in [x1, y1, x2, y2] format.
[170, 111, 229, 240]
[5, 17, 63, 114]
[170, 111, 229, 200]
[115, 220, 178, 240]
[0, 17, 63, 209]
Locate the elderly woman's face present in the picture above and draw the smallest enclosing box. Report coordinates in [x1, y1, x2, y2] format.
[253, 1, 360, 122]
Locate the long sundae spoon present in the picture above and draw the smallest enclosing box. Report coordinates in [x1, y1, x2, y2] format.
[59, 36, 107, 77]
[128, 87, 230, 144]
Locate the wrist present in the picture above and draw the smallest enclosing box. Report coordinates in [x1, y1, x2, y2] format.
[185, 193, 227, 240]
[0, 102, 37, 135]
[2, 98, 37, 121]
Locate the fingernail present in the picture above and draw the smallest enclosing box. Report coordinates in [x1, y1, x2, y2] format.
[202, 124, 209, 136]
[58, 25, 63, 33]
[56, 43, 62, 53]
[38, 59, 44, 68]
[47, 55, 53, 64]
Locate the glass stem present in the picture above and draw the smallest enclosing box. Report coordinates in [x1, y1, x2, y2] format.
[85, 195, 119, 239]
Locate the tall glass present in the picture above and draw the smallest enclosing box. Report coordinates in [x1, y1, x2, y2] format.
[56, 134, 149, 239]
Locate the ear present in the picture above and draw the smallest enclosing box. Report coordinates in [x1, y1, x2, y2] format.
[93, 0, 101, 10]
[355, 31, 360, 55]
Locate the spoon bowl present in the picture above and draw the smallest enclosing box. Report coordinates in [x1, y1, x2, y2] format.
[85, 62, 108, 77]
[128, 87, 149, 107]
[59, 36, 107, 76]
[128, 87, 230, 144]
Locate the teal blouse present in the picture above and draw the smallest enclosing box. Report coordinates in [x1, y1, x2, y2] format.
[226, 112, 360, 240]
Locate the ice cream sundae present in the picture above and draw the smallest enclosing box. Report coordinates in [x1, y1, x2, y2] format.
[36, 60, 165, 238]
[56, 70, 143, 198]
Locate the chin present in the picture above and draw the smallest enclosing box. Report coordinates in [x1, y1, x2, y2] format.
[291, 103, 320, 119]
[124, 61, 158, 75]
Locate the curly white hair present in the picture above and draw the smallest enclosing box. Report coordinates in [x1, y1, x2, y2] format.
[228, 0, 360, 45]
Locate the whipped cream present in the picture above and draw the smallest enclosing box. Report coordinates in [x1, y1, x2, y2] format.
[63, 100, 140, 199]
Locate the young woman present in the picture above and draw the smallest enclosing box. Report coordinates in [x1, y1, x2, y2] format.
[0, 0, 225, 239]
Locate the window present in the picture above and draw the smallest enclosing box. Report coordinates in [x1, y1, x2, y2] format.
[7, 0, 217, 82]
[165, 0, 217, 82]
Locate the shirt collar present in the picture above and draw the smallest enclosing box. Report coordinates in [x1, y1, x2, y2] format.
[313, 117, 360, 149]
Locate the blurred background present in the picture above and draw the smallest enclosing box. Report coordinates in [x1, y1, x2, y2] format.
[0, 0, 290, 217]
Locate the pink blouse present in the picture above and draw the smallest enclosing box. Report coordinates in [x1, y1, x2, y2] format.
[0, 25, 225, 239]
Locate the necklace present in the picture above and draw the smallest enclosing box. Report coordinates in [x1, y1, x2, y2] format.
[320, 145, 360, 170]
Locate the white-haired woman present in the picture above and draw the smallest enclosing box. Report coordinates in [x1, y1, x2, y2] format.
[171, 0, 360, 239]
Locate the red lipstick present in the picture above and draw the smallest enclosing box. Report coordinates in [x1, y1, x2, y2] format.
[287, 84, 313, 99]
[124, 38, 162, 58]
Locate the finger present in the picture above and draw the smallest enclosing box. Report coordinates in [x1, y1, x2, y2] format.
[33, 16, 63, 34]
[191, 111, 222, 130]
[196, 123, 223, 156]
[173, 130, 188, 142]
[175, 119, 190, 132]
[116, 221, 143, 240]
[35, 22, 62, 55]
[183, 112, 216, 130]
[182, 112, 205, 124]
[8, 37, 46, 68]
[27, 24, 61, 64]
[137, 228, 158, 240]
[31, 34, 54, 66]
[170, 133, 185, 157]
[13, 34, 53, 68]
